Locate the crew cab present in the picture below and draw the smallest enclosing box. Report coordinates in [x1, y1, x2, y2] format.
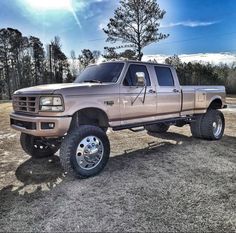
[10, 61, 226, 178]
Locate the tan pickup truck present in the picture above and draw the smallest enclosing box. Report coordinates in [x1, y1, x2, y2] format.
[10, 61, 227, 178]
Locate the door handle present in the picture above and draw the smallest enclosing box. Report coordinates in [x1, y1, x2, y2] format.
[173, 89, 180, 93]
[148, 89, 156, 94]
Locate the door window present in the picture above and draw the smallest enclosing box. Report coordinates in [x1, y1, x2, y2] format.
[123, 64, 151, 86]
[155, 66, 174, 86]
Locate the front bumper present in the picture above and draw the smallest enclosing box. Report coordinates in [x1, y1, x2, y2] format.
[10, 113, 72, 137]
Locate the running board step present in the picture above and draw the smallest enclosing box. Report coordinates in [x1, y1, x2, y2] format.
[113, 116, 192, 131]
[129, 127, 145, 132]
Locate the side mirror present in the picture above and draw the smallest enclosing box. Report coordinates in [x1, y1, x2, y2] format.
[135, 72, 146, 86]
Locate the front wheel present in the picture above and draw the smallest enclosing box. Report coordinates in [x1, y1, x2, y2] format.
[59, 125, 110, 178]
[20, 133, 60, 158]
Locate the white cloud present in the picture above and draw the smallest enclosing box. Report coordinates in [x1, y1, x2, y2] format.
[179, 53, 236, 65]
[142, 53, 236, 65]
[161, 20, 220, 28]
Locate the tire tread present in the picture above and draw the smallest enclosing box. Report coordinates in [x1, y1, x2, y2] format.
[200, 110, 225, 140]
[59, 125, 110, 178]
[20, 133, 58, 158]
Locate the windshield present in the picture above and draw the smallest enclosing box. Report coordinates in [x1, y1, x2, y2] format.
[75, 62, 124, 83]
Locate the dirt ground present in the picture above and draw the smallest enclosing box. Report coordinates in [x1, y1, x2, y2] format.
[0, 98, 235, 232]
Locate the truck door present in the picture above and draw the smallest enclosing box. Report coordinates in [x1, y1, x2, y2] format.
[119, 64, 157, 125]
[154, 66, 181, 115]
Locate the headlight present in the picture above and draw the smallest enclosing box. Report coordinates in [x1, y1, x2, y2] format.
[39, 96, 64, 112]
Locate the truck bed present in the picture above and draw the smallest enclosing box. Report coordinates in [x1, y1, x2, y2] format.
[181, 86, 226, 114]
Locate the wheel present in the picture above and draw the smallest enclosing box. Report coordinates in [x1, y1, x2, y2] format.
[200, 110, 225, 140]
[190, 114, 204, 138]
[59, 125, 110, 178]
[145, 123, 170, 133]
[175, 120, 186, 127]
[20, 133, 60, 158]
[101, 127, 108, 132]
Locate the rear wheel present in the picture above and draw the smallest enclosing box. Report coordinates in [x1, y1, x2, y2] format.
[145, 123, 170, 133]
[190, 110, 225, 140]
[200, 110, 225, 140]
[59, 125, 110, 178]
[20, 133, 60, 158]
[190, 114, 204, 138]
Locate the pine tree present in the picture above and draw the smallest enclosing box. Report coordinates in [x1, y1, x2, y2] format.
[120, 49, 137, 60]
[103, 47, 119, 60]
[29, 36, 45, 85]
[50, 37, 68, 83]
[78, 49, 95, 68]
[103, 0, 169, 61]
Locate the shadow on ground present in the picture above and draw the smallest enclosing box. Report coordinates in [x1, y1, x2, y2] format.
[1, 131, 235, 192]
[0, 132, 193, 203]
[15, 155, 64, 185]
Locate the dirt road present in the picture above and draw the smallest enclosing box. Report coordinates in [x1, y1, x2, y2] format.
[0, 101, 235, 232]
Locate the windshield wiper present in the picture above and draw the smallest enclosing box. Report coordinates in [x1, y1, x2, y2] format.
[83, 80, 102, 83]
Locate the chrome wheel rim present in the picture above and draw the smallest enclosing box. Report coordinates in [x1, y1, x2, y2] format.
[76, 136, 104, 170]
[212, 115, 223, 138]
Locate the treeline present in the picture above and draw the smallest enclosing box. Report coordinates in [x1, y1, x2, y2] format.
[163, 55, 236, 94]
[1, 28, 236, 100]
[0, 28, 72, 99]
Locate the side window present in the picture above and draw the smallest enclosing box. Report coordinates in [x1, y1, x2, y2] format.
[155, 66, 174, 86]
[123, 64, 151, 86]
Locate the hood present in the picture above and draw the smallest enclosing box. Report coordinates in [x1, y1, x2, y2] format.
[14, 83, 107, 95]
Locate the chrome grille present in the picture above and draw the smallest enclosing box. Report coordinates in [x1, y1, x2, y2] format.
[13, 95, 38, 113]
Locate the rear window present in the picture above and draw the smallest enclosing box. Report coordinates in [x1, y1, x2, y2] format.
[155, 66, 174, 86]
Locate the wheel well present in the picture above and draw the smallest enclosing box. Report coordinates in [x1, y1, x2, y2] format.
[208, 99, 222, 109]
[70, 108, 109, 129]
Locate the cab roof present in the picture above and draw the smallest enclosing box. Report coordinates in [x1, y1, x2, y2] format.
[98, 59, 173, 68]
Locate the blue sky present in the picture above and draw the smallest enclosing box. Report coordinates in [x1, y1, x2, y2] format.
[1, 0, 236, 56]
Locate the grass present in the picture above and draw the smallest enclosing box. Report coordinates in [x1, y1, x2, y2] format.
[0, 102, 236, 232]
[226, 95, 236, 105]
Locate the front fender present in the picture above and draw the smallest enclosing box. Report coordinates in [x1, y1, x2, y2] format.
[65, 94, 120, 121]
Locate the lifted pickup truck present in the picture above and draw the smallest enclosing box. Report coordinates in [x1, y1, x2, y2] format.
[10, 61, 226, 178]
